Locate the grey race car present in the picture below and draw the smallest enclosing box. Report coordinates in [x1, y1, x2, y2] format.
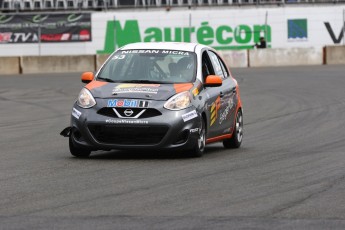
[60, 42, 243, 157]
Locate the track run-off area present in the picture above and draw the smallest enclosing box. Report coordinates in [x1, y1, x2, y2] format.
[1, 65, 345, 229]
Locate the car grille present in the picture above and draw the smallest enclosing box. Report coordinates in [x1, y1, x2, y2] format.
[88, 124, 169, 145]
[97, 108, 162, 118]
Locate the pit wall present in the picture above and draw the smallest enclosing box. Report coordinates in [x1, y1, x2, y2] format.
[0, 46, 344, 75]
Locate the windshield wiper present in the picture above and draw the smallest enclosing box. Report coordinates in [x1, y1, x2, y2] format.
[121, 80, 162, 84]
[97, 77, 115, 82]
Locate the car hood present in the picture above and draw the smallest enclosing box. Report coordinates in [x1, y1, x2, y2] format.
[85, 81, 194, 101]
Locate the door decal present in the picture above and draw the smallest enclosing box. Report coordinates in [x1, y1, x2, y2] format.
[210, 96, 221, 126]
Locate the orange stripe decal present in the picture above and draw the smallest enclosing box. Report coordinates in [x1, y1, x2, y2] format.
[206, 134, 232, 144]
[85, 81, 108, 90]
[173, 83, 193, 94]
[210, 96, 221, 127]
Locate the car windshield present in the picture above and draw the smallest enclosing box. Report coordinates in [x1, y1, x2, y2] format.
[97, 49, 197, 83]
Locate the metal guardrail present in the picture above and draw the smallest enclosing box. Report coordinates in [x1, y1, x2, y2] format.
[0, 0, 344, 12]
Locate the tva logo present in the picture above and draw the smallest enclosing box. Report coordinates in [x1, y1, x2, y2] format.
[324, 22, 344, 44]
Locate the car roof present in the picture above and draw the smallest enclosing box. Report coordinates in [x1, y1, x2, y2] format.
[119, 42, 206, 52]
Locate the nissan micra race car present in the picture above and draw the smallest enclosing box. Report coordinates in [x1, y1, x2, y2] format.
[61, 42, 243, 157]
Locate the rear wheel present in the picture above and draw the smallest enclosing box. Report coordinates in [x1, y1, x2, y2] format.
[190, 119, 206, 157]
[223, 109, 243, 149]
[69, 136, 91, 158]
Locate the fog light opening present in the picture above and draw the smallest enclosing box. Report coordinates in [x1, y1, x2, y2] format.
[173, 130, 189, 145]
[72, 129, 85, 142]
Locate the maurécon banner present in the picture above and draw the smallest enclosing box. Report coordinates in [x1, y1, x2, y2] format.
[0, 13, 92, 43]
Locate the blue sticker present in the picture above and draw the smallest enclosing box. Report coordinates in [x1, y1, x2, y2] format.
[107, 99, 148, 108]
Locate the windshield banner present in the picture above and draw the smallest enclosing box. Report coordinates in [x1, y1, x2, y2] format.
[0, 13, 91, 43]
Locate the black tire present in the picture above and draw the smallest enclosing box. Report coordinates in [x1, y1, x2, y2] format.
[190, 119, 206, 157]
[69, 136, 91, 158]
[223, 109, 243, 149]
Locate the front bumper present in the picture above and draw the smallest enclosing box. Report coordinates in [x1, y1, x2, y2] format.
[68, 102, 202, 151]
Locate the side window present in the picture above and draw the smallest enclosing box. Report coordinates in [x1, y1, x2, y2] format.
[218, 57, 229, 78]
[201, 51, 214, 82]
[207, 51, 227, 79]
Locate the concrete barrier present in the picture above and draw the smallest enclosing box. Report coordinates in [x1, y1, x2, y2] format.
[249, 47, 323, 67]
[96, 54, 111, 71]
[1, 47, 342, 75]
[21, 55, 96, 74]
[325, 45, 345, 65]
[219, 50, 248, 68]
[0, 57, 20, 75]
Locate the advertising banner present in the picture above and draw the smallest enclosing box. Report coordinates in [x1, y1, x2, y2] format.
[0, 13, 92, 43]
[92, 6, 345, 54]
[0, 6, 344, 56]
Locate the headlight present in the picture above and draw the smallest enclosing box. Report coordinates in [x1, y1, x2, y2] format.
[77, 88, 96, 108]
[164, 91, 191, 110]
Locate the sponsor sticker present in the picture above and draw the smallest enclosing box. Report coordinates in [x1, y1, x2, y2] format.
[72, 108, 81, 119]
[107, 99, 148, 108]
[121, 50, 190, 56]
[192, 88, 199, 96]
[190, 128, 199, 133]
[182, 110, 198, 122]
[112, 84, 160, 95]
[219, 98, 234, 125]
[105, 119, 148, 124]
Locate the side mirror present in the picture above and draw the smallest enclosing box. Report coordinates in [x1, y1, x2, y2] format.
[81, 72, 94, 84]
[204, 75, 222, 87]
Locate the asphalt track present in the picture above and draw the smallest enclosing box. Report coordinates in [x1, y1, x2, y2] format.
[1, 65, 345, 229]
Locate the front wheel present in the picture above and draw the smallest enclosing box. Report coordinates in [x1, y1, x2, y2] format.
[69, 136, 91, 158]
[190, 119, 206, 157]
[223, 109, 243, 149]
